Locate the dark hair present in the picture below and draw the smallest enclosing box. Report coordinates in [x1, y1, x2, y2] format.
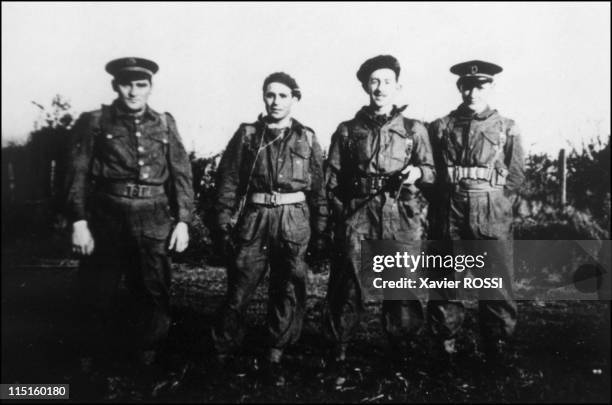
[262, 72, 301, 100]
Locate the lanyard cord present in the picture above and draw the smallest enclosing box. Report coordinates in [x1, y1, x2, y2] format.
[242, 124, 287, 199]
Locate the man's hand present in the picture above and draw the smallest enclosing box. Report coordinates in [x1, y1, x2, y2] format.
[72, 220, 95, 256]
[401, 165, 422, 185]
[169, 222, 189, 253]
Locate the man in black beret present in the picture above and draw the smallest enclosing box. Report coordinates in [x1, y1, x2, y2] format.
[323, 55, 436, 384]
[212, 72, 328, 386]
[428, 60, 525, 369]
[65, 57, 194, 370]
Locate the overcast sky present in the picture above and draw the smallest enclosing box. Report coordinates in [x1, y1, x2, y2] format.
[2, 2, 610, 156]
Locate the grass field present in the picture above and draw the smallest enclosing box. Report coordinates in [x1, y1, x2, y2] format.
[1, 234, 610, 402]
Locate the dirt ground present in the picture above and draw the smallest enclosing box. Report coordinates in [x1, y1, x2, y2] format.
[1, 234, 610, 403]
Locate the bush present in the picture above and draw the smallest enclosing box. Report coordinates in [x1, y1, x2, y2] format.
[514, 135, 610, 240]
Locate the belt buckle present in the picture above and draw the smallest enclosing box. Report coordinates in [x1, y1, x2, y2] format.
[129, 185, 140, 198]
[270, 192, 279, 206]
[370, 176, 383, 194]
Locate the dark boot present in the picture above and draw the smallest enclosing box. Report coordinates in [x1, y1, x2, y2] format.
[261, 348, 285, 387]
[135, 349, 158, 367]
[387, 338, 412, 374]
[326, 343, 350, 388]
[263, 361, 286, 387]
[430, 337, 458, 375]
[482, 338, 510, 371]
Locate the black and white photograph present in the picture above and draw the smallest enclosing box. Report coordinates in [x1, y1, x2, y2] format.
[1, 2, 610, 403]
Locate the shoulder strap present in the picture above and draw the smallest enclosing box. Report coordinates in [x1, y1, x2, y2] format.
[160, 112, 169, 133]
[402, 117, 416, 159]
[402, 117, 416, 137]
[243, 123, 258, 145]
[499, 118, 508, 148]
[301, 127, 313, 148]
[90, 105, 108, 135]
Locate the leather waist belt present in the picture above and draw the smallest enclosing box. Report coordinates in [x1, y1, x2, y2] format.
[100, 183, 165, 198]
[353, 174, 392, 196]
[447, 166, 492, 183]
[249, 191, 306, 206]
[454, 182, 504, 193]
[447, 166, 508, 187]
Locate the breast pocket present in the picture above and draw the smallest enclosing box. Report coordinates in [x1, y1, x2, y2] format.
[290, 143, 311, 182]
[98, 131, 131, 164]
[144, 131, 169, 160]
[350, 131, 371, 163]
[389, 132, 411, 167]
[476, 129, 503, 165]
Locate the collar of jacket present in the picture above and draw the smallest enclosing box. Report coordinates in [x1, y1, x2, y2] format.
[355, 104, 407, 128]
[256, 114, 307, 138]
[110, 98, 157, 122]
[453, 104, 497, 121]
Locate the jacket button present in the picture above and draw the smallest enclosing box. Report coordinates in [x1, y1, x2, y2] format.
[138, 146, 144, 153]
[135, 132, 142, 137]
[135, 119, 140, 124]
[138, 160, 144, 166]
[106, 134, 113, 139]
[141, 173, 149, 179]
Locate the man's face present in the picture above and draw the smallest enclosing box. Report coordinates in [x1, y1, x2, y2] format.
[459, 80, 494, 112]
[263, 82, 296, 122]
[114, 78, 152, 112]
[364, 68, 400, 109]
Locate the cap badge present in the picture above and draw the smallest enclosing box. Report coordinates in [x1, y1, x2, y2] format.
[471, 65, 478, 74]
[127, 58, 137, 66]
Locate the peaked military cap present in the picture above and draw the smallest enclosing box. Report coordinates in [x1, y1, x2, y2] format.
[263, 72, 302, 100]
[105, 57, 159, 79]
[450, 60, 502, 82]
[357, 55, 401, 84]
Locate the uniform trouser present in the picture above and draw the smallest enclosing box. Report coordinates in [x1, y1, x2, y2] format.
[76, 192, 173, 354]
[427, 188, 517, 341]
[324, 194, 426, 348]
[211, 202, 311, 356]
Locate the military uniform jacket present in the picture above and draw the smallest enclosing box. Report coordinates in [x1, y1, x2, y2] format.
[325, 106, 436, 223]
[65, 99, 194, 223]
[429, 105, 525, 192]
[215, 117, 328, 234]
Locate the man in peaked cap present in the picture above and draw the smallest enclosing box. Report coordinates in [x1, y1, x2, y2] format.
[105, 57, 160, 79]
[323, 55, 436, 384]
[65, 57, 194, 370]
[449, 59, 503, 82]
[212, 72, 328, 386]
[427, 60, 525, 369]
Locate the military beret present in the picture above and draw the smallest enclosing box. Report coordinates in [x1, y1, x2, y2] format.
[450, 60, 502, 83]
[262, 72, 301, 100]
[356, 55, 401, 84]
[105, 57, 159, 79]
